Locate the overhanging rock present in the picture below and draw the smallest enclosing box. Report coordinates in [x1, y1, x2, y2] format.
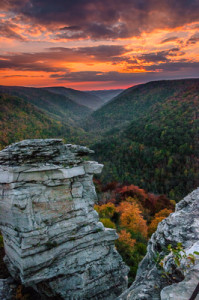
[0, 139, 128, 300]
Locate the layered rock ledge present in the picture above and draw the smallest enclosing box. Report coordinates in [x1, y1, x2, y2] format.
[0, 139, 128, 299]
[118, 188, 199, 300]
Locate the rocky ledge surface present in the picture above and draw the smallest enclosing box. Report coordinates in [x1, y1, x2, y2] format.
[118, 188, 199, 300]
[0, 139, 128, 300]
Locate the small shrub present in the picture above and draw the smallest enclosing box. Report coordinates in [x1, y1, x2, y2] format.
[155, 243, 199, 284]
[100, 218, 116, 229]
[0, 235, 4, 248]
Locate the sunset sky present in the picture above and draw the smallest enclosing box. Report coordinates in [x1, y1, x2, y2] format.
[0, 0, 199, 90]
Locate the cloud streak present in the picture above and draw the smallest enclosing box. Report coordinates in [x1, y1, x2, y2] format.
[50, 68, 199, 86]
[0, 45, 129, 73]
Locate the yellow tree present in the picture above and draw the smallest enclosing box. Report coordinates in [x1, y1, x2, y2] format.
[100, 218, 116, 229]
[94, 202, 116, 218]
[116, 202, 148, 237]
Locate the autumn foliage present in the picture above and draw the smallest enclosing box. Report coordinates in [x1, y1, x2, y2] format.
[119, 185, 148, 202]
[119, 184, 174, 215]
[99, 218, 116, 229]
[148, 208, 173, 237]
[94, 202, 116, 218]
[116, 230, 136, 254]
[116, 202, 148, 238]
[94, 182, 175, 283]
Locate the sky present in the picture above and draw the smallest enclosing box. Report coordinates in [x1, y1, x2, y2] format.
[0, 0, 199, 90]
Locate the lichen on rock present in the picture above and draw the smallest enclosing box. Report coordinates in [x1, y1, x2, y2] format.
[0, 139, 128, 300]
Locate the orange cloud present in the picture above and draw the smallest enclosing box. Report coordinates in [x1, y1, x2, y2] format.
[0, 0, 199, 89]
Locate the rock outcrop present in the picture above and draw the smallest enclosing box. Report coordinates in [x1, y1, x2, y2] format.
[118, 188, 199, 300]
[0, 139, 128, 299]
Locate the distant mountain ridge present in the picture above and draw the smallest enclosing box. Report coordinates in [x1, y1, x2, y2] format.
[86, 89, 123, 104]
[44, 86, 102, 110]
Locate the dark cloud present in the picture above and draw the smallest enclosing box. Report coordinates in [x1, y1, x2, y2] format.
[0, 0, 27, 10]
[0, 74, 43, 78]
[161, 36, 179, 44]
[50, 45, 127, 59]
[139, 52, 169, 63]
[138, 48, 181, 63]
[0, 20, 26, 40]
[186, 33, 199, 45]
[0, 50, 67, 72]
[0, 59, 64, 72]
[145, 61, 199, 71]
[56, 22, 129, 40]
[2, 0, 199, 40]
[0, 45, 127, 72]
[50, 71, 155, 82]
[60, 26, 81, 31]
[76, 45, 127, 59]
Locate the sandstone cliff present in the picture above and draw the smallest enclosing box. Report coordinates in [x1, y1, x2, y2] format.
[0, 139, 128, 299]
[118, 188, 199, 300]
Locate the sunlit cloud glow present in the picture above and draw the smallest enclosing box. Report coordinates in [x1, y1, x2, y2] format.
[0, 0, 199, 89]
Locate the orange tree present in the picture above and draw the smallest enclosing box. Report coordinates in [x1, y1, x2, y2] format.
[148, 208, 173, 237]
[116, 201, 148, 238]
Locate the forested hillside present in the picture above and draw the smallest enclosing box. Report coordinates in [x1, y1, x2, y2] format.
[92, 80, 199, 200]
[0, 94, 86, 150]
[0, 86, 91, 124]
[0, 79, 198, 200]
[85, 79, 199, 133]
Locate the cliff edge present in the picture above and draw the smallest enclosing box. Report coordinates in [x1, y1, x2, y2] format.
[0, 139, 128, 299]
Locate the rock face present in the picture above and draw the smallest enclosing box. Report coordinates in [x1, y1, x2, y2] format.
[0, 278, 18, 300]
[118, 188, 199, 300]
[0, 139, 128, 300]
